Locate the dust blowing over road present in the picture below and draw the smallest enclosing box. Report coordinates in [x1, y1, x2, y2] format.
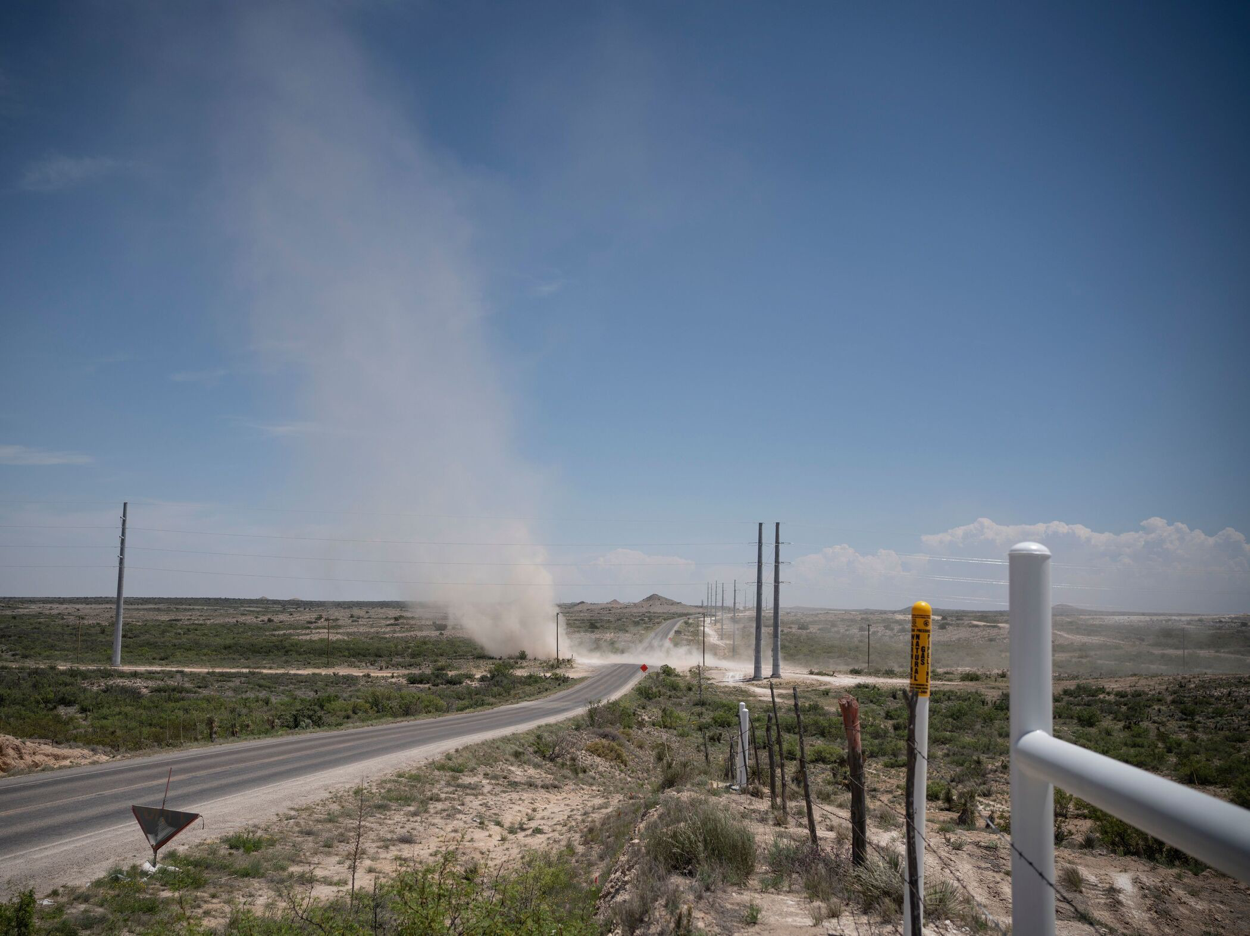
[221, 5, 555, 656]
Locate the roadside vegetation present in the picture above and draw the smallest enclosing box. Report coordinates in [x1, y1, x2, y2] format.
[0, 661, 575, 758]
[0, 598, 481, 669]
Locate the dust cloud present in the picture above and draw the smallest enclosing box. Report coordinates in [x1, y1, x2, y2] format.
[222, 6, 556, 657]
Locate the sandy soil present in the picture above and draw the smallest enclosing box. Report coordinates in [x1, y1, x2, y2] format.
[0, 736, 109, 775]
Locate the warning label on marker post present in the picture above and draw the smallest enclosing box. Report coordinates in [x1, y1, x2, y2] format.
[909, 602, 931, 697]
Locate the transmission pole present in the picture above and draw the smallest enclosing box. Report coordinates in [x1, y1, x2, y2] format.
[111, 501, 127, 667]
[753, 522, 763, 680]
[771, 521, 781, 678]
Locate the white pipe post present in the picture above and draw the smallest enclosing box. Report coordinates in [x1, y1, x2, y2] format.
[904, 601, 931, 935]
[1009, 542, 1055, 936]
[1015, 730, 1250, 881]
[737, 702, 750, 788]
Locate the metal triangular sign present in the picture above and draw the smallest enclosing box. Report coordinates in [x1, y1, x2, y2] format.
[131, 805, 200, 853]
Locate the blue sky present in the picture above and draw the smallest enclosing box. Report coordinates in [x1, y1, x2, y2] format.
[1, 2, 1248, 611]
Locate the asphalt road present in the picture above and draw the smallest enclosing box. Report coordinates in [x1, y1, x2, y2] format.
[0, 615, 684, 894]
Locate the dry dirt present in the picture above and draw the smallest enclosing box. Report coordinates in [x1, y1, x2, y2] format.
[0, 735, 109, 774]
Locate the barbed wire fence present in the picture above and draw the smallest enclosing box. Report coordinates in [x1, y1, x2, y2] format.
[755, 682, 1117, 936]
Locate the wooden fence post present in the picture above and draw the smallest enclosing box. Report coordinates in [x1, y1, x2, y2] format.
[766, 713, 778, 810]
[770, 682, 788, 816]
[792, 686, 819, 846]
[905, 689, 923, 935]
[839, 695, 867, 866]
[751, 720, 762, 786]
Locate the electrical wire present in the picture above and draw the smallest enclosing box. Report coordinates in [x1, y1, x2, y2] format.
[0, 543, 755, 568]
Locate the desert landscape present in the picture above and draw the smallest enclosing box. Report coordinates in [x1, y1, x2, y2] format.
[3, 599, 1249, 934]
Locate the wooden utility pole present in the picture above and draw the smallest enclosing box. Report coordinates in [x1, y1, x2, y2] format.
[839, 695, 867, 865]
[771, 522, 782, 678]
[753, 523, 764, 679]
[770, 681, 788, 815]
[111, 502, 127, 667]
[867, 622, 871, 672]
[792, 686, 818, 845]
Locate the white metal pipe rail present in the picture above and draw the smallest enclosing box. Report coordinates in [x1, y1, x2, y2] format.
[1008, 541, 1250, 936]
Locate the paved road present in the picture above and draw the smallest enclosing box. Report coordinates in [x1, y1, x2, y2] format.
[0, 616, 684, 894]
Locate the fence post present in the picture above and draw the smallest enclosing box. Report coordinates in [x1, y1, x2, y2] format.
[904, 690, 923, 936]
[766, 713, 778, 810]
[770, 682, 789, 817]
[792, 686, 818, 845]
[839, 695, 867, 866]
[1010, 541, 1055, 936]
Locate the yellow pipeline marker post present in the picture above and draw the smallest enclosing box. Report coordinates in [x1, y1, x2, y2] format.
[909, 600, 932, 696]
[904, 600, 932, 935]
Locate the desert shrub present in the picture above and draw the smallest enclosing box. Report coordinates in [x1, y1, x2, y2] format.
[850, 850, 904, 916]
[765, 834, 848, 905]
[644, 797, 756, 886]
[1086, 806, 1203, 869]
[1059, 864, 1084, 893]
[585, 699, 634, 731]
[656, 756, 695, 792]
[585, 739, 628, 768]
[0, 890, 34, 936]
[223, 830, 272, 854]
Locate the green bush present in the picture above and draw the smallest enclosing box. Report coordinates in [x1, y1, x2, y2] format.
[1086, 805, 1203, 870]
[585, 739, 628, 767]
[0, 890, 34, 936]
[644, 796, 756, 885]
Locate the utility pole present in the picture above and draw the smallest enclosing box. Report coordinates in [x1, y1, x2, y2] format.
[700, 601, 706, 701]
[733, 579, 737, 617]
[111, 501, 127, 667]
[555, 611, 560, 663]
[753, 522, 764, 680]
[771, 521, 781, 678]
[867, 622, 871, 672]
[720, 582, 725, 640]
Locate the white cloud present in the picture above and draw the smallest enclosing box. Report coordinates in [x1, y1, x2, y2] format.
[590, 548, 694, 568]
[170, 368, 229, 385]
[921, 517, 1250, 576]
[236, 420, 322, 438]
[789, 517, 1250, 613]
[532, 277, 567, 297]
[0, 444, 93, 466]
[19, 154, 137, 192]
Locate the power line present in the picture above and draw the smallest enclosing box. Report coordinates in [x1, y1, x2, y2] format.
[0, 525, 757, 548]
[0, 543, 754, 568]
[0, 563, 719, 588]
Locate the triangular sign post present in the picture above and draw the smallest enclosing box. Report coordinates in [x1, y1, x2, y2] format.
[131, 805, 200, 862]
[131, 768, 200, 864]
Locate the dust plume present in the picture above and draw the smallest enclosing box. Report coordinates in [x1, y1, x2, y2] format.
[219, 6, 556, 657]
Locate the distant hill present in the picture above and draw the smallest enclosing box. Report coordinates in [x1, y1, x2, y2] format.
[635, 593, 683, 607]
